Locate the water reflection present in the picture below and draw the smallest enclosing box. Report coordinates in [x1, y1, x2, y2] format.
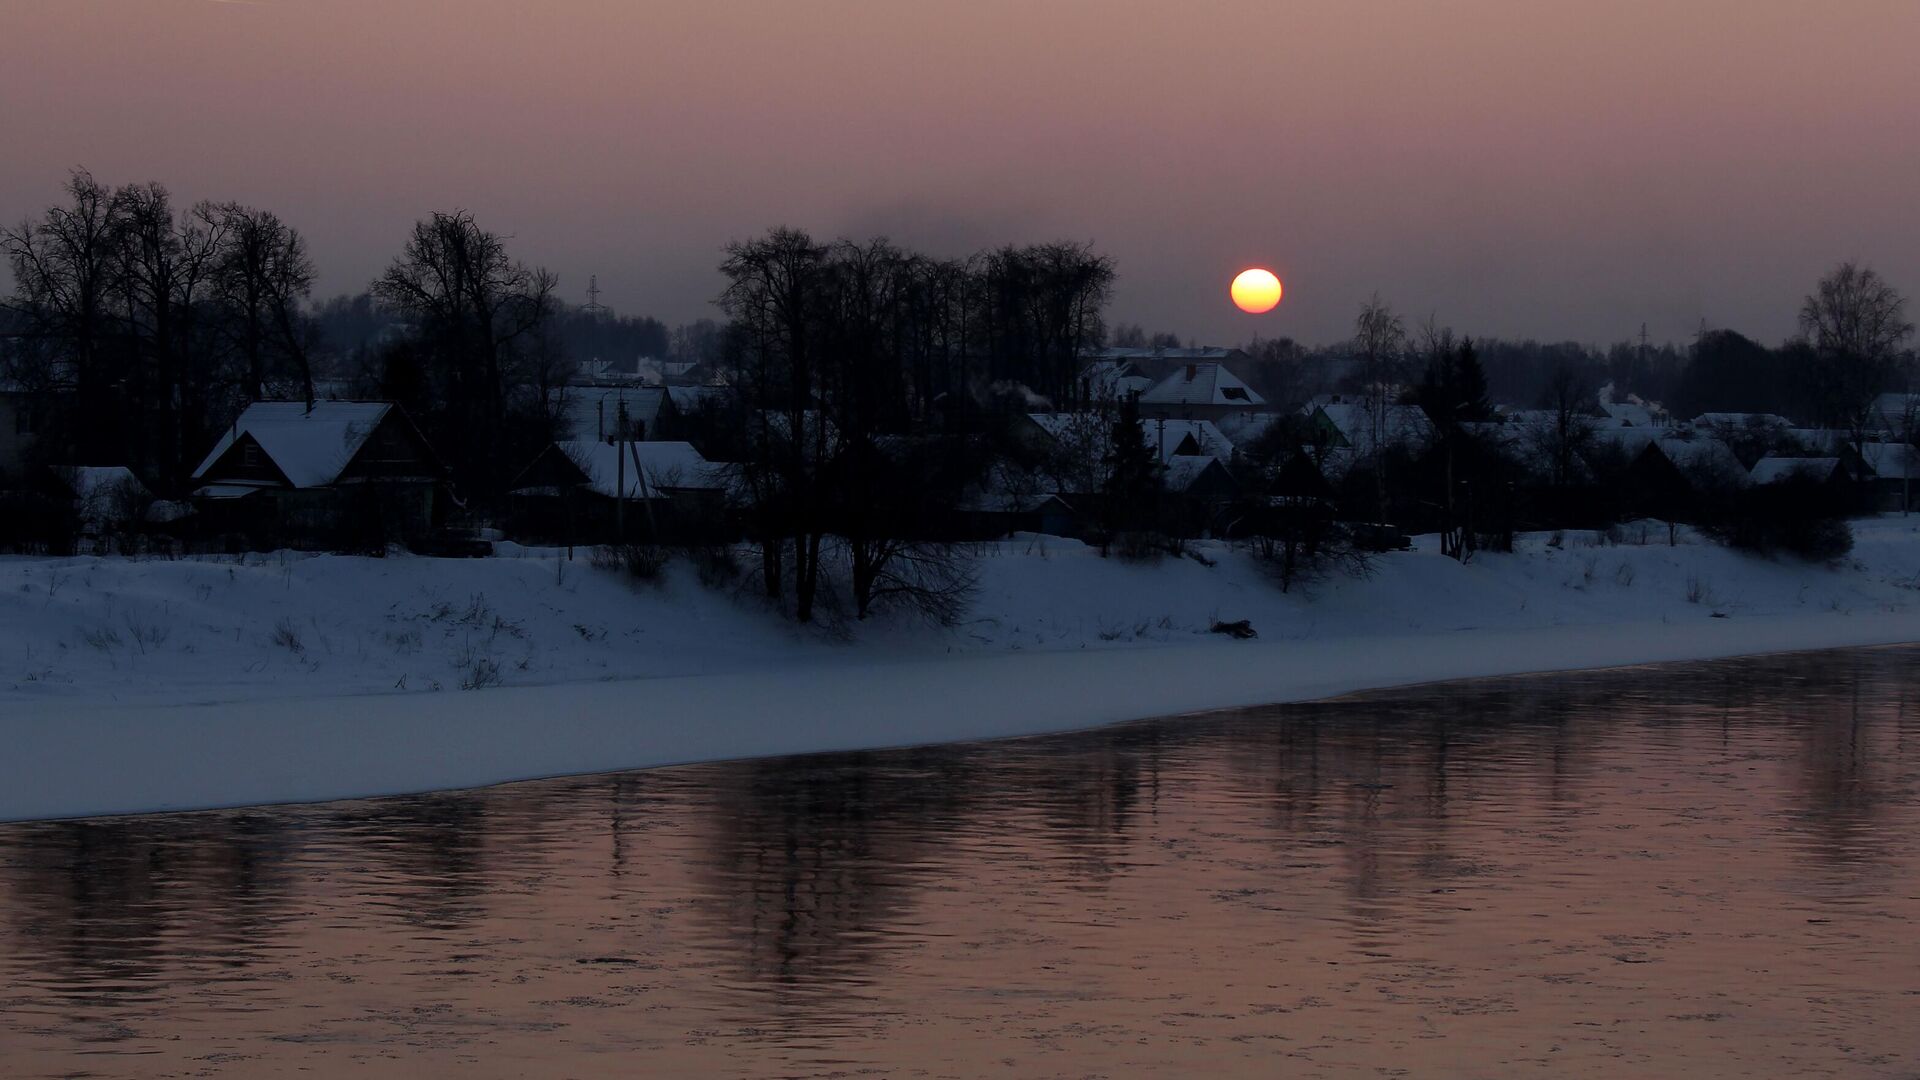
[3, 647, 1918, 1077]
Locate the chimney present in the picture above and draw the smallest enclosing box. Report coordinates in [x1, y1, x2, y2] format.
[1186, 363, 1197, 381]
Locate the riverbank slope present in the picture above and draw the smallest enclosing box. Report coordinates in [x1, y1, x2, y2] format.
[6, 518, 1920, 820]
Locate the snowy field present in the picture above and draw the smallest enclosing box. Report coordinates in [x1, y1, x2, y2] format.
[6, 518, 1920, 821]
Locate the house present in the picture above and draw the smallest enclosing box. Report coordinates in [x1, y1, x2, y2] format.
[1137, 362, 1267, 422]
[189, 401, 447, 549]
[1624, 436, 1748, 515]
[957, 485, 1079, 540]
[508, 439, 731, 543]
[1854, 442, 1920, 513]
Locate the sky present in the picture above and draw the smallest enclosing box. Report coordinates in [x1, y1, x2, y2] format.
[3, 0, 1917, 347]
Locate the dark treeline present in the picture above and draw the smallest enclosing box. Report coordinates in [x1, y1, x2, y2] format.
[1, 171, 319, 482]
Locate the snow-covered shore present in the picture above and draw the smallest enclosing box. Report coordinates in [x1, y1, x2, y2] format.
[6, 518, 1920, 822]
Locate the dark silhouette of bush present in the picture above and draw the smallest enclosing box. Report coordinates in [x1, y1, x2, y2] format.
[1702, 473, 1853, 562]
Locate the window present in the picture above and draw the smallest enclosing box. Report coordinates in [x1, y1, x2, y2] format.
[243, 444, 260, 468]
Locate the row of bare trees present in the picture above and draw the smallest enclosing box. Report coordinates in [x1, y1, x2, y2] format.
[2, 170, 316, 480]
[3, 172, 572, 497]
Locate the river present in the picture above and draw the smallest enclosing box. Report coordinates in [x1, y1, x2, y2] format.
[2, 646, 1917, 1077]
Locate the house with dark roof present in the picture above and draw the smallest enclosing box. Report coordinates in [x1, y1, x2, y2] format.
[189, 401, 447, 548]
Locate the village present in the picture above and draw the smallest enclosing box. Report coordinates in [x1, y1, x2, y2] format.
[3, 342, 1916, 572]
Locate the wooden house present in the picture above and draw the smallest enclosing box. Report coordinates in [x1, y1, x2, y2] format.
[189, 401, 446, 549]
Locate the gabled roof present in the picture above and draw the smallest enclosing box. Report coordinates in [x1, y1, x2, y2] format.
[1750, 455, 1843, 485]
[1138, 363, 1266, 408]
[1163, 454, 1232, 493]
[1645, 436, 1748, 484]
[1142, 418, 1232, 462]
[557, 439, 727, 498]
[1854, 442, 1920, 478]
[192, 402, 397, 488]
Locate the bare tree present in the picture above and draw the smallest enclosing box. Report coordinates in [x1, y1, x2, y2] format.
[374, 210, 557, 490]
[1352, 294, 1406, 520]
[1, 170, 123, 462]
[206, 202, 317, 406]
[1530, 361, 1598, 490]
[1799, 262, 1914, 436]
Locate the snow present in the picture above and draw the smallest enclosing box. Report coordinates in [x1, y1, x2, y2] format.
[1138, 362, 1265, 407]
[7, 518, 1920, 822]
[191, 401, 392, 488]
[1749, 456, 1840, 485]
[561, 386, 666, 442]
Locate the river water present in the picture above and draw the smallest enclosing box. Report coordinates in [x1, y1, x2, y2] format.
[2, 647, 1918, 1078]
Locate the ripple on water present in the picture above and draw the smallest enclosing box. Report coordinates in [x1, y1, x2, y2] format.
[2, 646, 1919, 1078]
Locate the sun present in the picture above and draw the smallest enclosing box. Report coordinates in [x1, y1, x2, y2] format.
[1231, 268, 1283, 314]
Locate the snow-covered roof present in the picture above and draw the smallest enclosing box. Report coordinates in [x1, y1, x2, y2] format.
[1142, 418, 1232, 463]
[558, 439, 727, 498]
[1649, 437, 1748, 482]
[191, 402, 395, 488]
[1212, 410, 1291, 448]
[1870, 393, 1920, 434]
[1856, 442, 1920, 478]
[1079, 359, 1154, 402]
[1138, 363, 1265, 408]
[1750, 456, 1842, 485]
[51, 466, 150, 523]
[1314, 403, 1431, 453]
[1024, 413, 1231, 463]
[1087, 346, 1241, 362]
[1163, 454, 1229, 493]
[665, 385, 730, 413]
[562, 386, 668, 443]
[1692, 412, 1790, 429]
[1600, 400, 1658, 428]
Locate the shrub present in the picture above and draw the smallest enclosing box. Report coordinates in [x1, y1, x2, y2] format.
[592, 543, 670, 584]
[1702, 476, 1853, 562]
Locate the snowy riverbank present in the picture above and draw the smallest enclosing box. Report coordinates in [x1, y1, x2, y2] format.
[7, 518, 1920, 821]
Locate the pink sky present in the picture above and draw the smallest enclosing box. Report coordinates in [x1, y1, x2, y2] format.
[4, 0, 1917, 345]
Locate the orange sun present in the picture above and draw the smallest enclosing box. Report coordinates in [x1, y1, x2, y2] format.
[1231, 268, 1283, 314]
